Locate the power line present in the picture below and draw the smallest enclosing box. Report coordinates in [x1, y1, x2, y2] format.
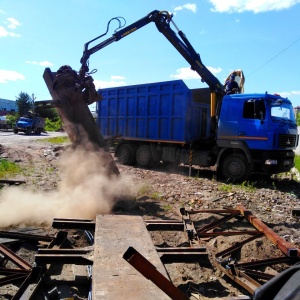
[247, 37, 300, 78]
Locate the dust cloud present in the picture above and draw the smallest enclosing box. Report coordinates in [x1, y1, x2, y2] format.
[0, 148, 136, 227]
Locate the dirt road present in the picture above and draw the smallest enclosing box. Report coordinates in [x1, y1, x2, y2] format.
[0, 137, 300, 299]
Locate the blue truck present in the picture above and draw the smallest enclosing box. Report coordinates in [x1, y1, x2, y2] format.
[97, 80, 298, 181]
[76, 10, 298, 181]
[13, 115, 45, 135]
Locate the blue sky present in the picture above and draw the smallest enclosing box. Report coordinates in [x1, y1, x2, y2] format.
[1, 0, 300, 112]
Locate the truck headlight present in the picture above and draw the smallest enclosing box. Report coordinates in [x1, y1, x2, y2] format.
[265, 159, 277, 165]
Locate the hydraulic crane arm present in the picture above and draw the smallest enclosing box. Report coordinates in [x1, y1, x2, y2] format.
[80, 10, 224, 95]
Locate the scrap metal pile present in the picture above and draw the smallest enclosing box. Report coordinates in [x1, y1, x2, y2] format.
[0, 205, 299, 299]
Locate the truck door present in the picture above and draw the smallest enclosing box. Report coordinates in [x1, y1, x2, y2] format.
[238, 99, 268, 149]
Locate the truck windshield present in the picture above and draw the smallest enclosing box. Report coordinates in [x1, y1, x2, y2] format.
[19, 117, 32, 122]
[270, 100, 295, 123]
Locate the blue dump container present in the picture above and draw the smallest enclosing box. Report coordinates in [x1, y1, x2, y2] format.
[98, 80, 210, 144]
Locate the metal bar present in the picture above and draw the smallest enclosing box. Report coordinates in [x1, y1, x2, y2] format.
[0, 180, 26, 185]
[0, 244, 32, 270]
[145, 222, 184, 231]
[0, 274, 28, 286]
[52, 218, 96, 231]
[156, 247, 206, 253]
[213, 261, 258, 294]
[159, 251, 209, 263]
[184, 209, 240, 214]
[0, 268, 30, 275]
[241, 269, 274, 280]
[37, 248, 91, 255]
[235, 256, 299, 269]
[198, 230, 260, 237]
[237, 204, 300, 257]
[35, 254, 93, 265]
[0, 231, 54, 242]
[215, 233, 263, 258]
[196, 211, 241, 233]
[12, 267, 42, 300]
[123, 247, 189, 300]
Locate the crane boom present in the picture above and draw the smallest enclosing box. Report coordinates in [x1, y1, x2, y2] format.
[79, 10, 224, 95]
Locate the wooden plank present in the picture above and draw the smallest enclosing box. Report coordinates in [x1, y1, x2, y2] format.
[93, 215, 171, 299]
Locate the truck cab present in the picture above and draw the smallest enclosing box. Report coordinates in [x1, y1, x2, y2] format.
[217, 93, 298, 177]
[14, 116, 45, 135]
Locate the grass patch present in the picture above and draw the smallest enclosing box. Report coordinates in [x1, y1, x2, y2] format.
[0, 159, 22, 179]
[40, 136, 70, 145]
[218, 183, 233, 192]
[295, 155, 300, 173]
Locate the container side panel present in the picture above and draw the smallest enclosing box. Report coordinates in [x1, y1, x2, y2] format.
[159, 119, 169, 139]
[149, 95, 158, 116]
[137, 96, 146, 116]
[137, 118, 145, 138]
[148, 118, 157, 139]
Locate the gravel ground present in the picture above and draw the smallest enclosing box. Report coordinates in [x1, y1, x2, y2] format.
[0, 137, 300, 299]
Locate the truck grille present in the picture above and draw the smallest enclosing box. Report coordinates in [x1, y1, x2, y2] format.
[278, 134, 297, 148]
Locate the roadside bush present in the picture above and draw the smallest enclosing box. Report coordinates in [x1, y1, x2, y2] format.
[44, 117, 63, 132]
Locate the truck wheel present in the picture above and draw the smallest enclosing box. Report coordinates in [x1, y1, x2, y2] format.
[116, 144, 135, 165]
[13, 129, 18, 134]
[221, 154, 250, 182]
[35, 128, 42, 135]
[25, 128, 31, 135]
[136, 145, 153, 168]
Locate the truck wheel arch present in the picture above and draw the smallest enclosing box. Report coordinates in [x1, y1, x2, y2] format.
[216, 147, 251, 182]
[116, 143, 136, 165]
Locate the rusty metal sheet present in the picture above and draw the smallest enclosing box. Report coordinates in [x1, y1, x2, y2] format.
[93, 215, 170, 299]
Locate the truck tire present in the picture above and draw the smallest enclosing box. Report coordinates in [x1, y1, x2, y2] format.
[25, 127, 31, 135]
[13, 128, 18, 134]
[221, 153, 250, 182]
[136, 145, 153, 168]
[116, 144, 135, 165]
[35, 128, 42, 135]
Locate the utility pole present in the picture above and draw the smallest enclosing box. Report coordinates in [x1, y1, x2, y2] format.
[32, 93, 36, 114]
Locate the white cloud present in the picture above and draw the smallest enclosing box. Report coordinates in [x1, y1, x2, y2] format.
[209, 0, 300, 13]
[279, 90, 300, 98]
[26, 60, 54, 67]
[0, 70, 25, 83]
[0, 25, 20, 37]
[170, 66, 222, 80]
[93, 79, 126, 89]
[0, 17, 21, 37]
[111, 75, 125, 80]
[174, 3, 197, 13]
[6, 18, 20, 29]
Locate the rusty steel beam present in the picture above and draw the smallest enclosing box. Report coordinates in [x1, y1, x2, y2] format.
[145, 220, 184, 231]
[43, 67, 119, 177]
[184, 209, 240, 214]
[198, 230, 260, 237]
[37, 248, 91, 255]
[0, 244, 32, 270]
[0, 231, 54, 243]
[196, 211, 241, 233]
[215, 232, 263, 259]
[158, 250, 209, 263]
[235, 256, 299, 269]
[123, 247, 189, 300]
[52, 218, 95, 231]
[237, 204, 300, 257]
[35, 254, 93, 265]
[213, 260, 259, 294]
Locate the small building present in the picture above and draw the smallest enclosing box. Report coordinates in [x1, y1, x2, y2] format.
[0, 98, 17, 116]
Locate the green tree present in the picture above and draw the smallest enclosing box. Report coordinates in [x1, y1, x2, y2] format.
[15, 92, 33, 117]
[296, 111, 300, 126]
